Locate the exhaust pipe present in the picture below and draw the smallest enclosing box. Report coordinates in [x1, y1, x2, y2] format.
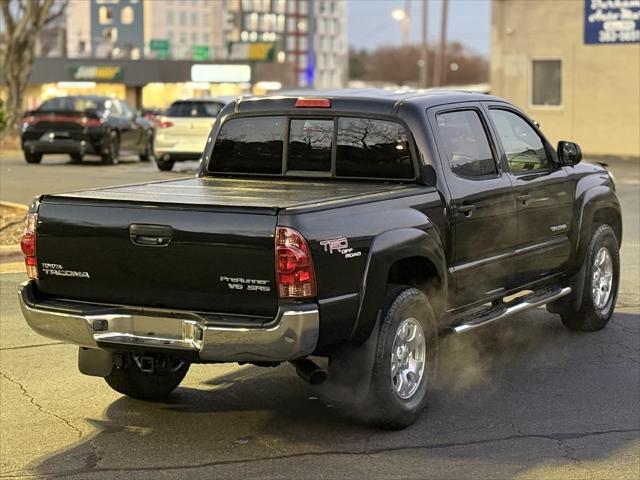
[290, 359, 327, 385]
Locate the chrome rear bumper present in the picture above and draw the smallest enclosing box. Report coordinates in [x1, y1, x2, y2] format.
[18, 281, 319, 362]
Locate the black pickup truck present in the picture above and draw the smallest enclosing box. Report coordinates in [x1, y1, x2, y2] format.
[18, 90, 622, 429]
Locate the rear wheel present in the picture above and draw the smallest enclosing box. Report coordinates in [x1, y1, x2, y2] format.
[362, 287, 438, 429]
[557, 224, 620, 331]
[70, 153, 83, 163]
[101, 131, 119, 165]
[155, 156, 174, 171]
[24, 151, 43, 164]
[105, 353, 189, 400]
[139, 133, 154, 162]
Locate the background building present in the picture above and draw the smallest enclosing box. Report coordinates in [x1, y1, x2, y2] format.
[313, 0, 348, 89]
[491, 0, 640, 158]
[225, 0, 348, 88]
[19, 0, 349, 112]
[143, 0, 226, 60]
[67, 0, 145, 59]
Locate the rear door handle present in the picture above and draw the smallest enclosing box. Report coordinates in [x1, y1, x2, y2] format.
[456, 204, 476, 217]
[129, 224, 173, 247]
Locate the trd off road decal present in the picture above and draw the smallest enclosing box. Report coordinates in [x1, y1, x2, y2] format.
[319, 237, 362, 259]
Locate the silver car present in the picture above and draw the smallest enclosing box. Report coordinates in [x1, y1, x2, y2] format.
[154, 97, 233, 171]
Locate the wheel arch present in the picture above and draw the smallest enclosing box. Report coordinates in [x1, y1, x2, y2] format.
[566, 187, 622, 312]
[574, 185, 622, 267]
[350, 227, 447, 344]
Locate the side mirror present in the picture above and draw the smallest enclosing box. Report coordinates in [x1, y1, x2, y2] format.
[557, 141, 582, 166]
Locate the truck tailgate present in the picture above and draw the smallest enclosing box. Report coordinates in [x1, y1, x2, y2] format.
[34, 177, 412, 317]
[36, 199, 279, 317]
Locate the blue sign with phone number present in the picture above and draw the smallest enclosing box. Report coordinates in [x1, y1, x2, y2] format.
[584, 0, 640, 44]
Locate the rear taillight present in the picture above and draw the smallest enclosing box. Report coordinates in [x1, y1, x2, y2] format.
[275, 226, 316, 298]
[22, 115, 37, 126]
[20, 213, 38, 279]
[80, 117, 103, 127]
[157, 119, 174, 128]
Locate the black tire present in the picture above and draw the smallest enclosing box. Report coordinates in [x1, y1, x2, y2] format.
[105, 354, 190, 400]
[558, 224, 620, 332]
[101, 131, 119, 165]
[156, 156, 174, 171]
[363, 286, 438, 429]
[24, 151, 43, 164]
[70, 153, 83, 163]
[139, 132, 154, 162]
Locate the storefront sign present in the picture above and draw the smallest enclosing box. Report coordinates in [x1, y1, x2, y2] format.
[150, 39, 171, 59]
[584, 0, 640, 44]
[228, 42, 276, 62]
[191, 45, 211, 61]
[190, 64, 251, 83]
[68, 65, 124, 81]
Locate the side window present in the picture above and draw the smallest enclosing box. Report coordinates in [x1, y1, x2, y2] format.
[489, 109, 550, 174]
[436, 110, 497, 179]
[120, 101, 133, 117]
[110, 100, 123, 116]
[288, 119, 333, 172]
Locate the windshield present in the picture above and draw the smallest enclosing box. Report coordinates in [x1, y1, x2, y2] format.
[166, 101, 224, 118]
[208, 115, 415, 180]
[38, 97, 106, 114]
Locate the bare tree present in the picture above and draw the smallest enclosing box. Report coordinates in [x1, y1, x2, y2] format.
[0, 0, 67, 133]
[349, 42, 488, 87]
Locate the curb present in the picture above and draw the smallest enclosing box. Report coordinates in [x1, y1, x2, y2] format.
[0, 244, 22, 262]
[0, 201, 29, 211]
[1, 202, 28, 263]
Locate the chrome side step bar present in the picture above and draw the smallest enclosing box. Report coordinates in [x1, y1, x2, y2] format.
[451, 287, 572, 335]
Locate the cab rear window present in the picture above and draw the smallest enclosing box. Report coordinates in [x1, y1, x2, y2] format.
[211, 117, 284, 174]
[336, 118, 413, 179]
[209, 116, 415, 180]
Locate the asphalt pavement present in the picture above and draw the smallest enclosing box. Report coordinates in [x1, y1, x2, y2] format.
[0, 151, 638, 479]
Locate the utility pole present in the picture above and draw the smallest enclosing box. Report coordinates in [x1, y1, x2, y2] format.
[402, 0, 411, 47]
[432, 0, 449, 87]
[419, 0, 428, 88]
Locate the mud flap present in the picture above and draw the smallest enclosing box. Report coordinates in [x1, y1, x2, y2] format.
[570, 258, 588, 311]
[78, 347, 113, 377]
[547, 260, 587, 314]
[323, 313, 381, 404]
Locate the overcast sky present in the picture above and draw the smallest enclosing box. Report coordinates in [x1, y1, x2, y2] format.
[347, 0, 491, 56]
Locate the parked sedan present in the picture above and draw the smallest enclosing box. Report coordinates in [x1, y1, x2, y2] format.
[154, 97, 232, 171]
[21, 95, 155, 165]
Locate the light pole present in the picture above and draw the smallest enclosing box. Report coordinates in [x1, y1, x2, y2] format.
[391, 0, 411, 47]
[433, 0, 449, 87]
[419, 0, 428, 88]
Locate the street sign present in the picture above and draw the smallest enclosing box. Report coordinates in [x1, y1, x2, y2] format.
[68, 65, 123, 81]
[228, 42, 276, 62]
[584, 0, 640, 44]
[150, 39, 171, 59]
[191, 45, 211, 61]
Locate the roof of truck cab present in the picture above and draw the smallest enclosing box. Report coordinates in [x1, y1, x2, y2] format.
[232, 89, 509, 115]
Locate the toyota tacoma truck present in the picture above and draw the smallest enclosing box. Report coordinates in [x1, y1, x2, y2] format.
[18, 91, 622, 429]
